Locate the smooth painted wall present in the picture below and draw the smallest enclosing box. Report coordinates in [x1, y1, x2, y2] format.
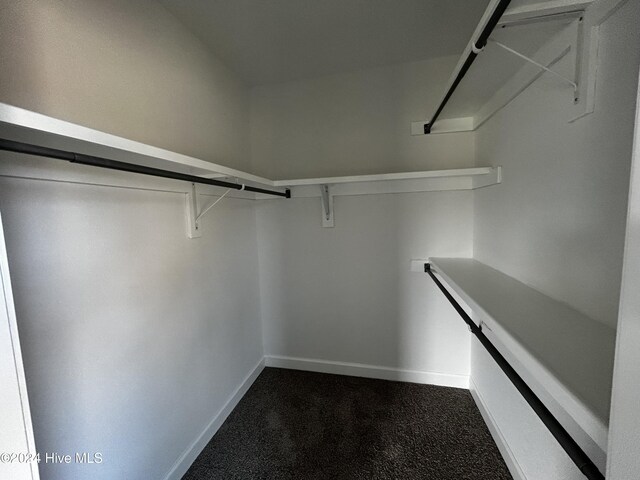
[471, 2, 640, 479]
[607, 55, 640, 480]
[0, 1, 264, 478]
[473, 0, 640, 328]
[256, 191, 473, 380]
[0, 157, 264, 480]
[0, 0, 250, 171]
[250, 56, 475, 179]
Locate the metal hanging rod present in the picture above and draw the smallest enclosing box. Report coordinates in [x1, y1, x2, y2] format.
[424, 0, 512, 134]
[0, 138, 291, 198]
[424, 263, 604, 480]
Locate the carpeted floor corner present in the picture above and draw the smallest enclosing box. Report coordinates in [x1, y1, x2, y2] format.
[183, 367, 512, 479]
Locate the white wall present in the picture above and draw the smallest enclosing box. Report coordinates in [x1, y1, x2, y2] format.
[250, 53, 478, 384]
[0, 1, 265, 478]
[0, 0, 250, 171]
[607, 56, 640, 480]
[250, 56, 475, 179]
[473, 0, 640, 329]
[256, 191, 473, 384]
[0, 157, 264, 480]
[470, 1, 640, 478]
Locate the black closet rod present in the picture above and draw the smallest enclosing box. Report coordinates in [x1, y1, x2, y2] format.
[424, 263, 604, 480]
[424, 0, 512, 134]
[0, 138, 291, 198]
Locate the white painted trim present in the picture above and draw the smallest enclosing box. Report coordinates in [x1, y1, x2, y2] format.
[162, 358, 265, 480]
[264, 355, 469, 389]
[273, 167, 493, 187]
[469, 379, 527, 480]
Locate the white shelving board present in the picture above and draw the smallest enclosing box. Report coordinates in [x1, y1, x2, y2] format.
[0, 103, 502, 198]
[428, 257, 615, 457]
[0, 102, 274, 188]
[270, 167, 502, 198]
[273, 167, 494, 186]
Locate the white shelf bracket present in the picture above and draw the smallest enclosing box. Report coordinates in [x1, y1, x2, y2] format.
[570, 0, 627, 121]
[490, 39, 578, 95]
[186, 183, 201, 239]
[185, 183, 235, 238]
[320, 185, 334, 228]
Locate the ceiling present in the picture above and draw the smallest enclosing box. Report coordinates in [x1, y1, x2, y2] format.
[159, 0, 491, 86]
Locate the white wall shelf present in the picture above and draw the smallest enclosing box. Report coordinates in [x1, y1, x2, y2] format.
[1, 102, 503, 200]
[1, 102, 503, 207]
[273, 167, 494, 187]
[0, 102, 275, 188]
[270, 167, 502, 201]
[428, 257, 615, 467]
[411, 0, 627, 135]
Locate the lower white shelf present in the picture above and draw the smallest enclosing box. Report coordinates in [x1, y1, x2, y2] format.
[428, 257, 615, 457]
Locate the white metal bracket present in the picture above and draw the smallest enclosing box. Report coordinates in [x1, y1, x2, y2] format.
[320, 185, 334, 228]
[185, 183, 235, 238]
[490, 39, 578, 95]
[570, 0, 627, 120]
[186, 183, 201, 238]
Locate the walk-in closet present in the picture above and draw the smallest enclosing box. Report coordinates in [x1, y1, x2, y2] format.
[1, 1, 639, 479]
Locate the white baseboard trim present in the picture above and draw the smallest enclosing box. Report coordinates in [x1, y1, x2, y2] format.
[264, 355, 469, 389]
[469, 378, 527, 480]
[163, 358, 265, 480]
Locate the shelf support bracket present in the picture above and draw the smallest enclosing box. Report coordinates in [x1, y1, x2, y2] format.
[186, 183, 236, 238]
[196, 188, 233, 223]
[186, 183, 202, 239]
[490, 39, 578, 93]
[320, 185, 334, 228]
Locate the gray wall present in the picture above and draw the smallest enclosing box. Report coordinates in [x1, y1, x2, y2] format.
[250, 56, 475, 179]
[0, 0, 250, 171]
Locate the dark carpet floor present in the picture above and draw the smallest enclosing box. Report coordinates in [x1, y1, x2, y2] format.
[183, 368, 512, 480]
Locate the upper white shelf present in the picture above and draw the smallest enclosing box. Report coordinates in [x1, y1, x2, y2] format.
[273, 167, 494, 186]
[0, 102, 274, 187]
[272, 166, 502, 198]
[0, 102, 502, 197]
[428, 257, 615, 457]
